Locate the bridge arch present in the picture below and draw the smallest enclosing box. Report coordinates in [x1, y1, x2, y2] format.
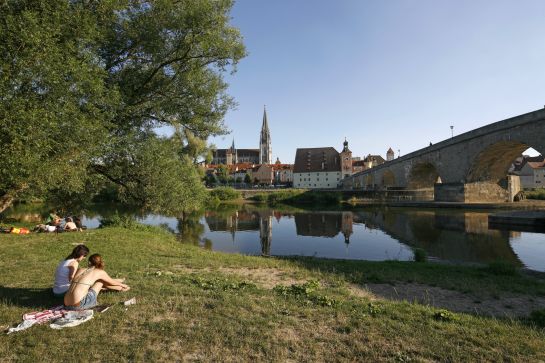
[381, 170, 396, 188]
[466, 140, 543, 183]
[408, 162, 442, 189]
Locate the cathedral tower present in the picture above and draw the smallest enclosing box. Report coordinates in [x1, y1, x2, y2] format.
[259, 106, 272, 164]
[340, 138, 353, 178]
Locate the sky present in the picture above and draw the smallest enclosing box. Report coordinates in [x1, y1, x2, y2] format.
[208, 0, 545, 163]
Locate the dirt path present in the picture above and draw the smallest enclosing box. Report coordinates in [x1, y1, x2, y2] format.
[350, 282, 545, 317]
[173, 265, 545, 317]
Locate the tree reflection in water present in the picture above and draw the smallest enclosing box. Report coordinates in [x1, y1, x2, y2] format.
[193, 205, 525, 267]
[2, 203, 531, 267]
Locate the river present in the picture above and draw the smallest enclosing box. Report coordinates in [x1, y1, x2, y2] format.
[3, 203, 545, 271]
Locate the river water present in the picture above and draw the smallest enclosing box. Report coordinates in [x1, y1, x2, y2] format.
[3, 203, 545, 271]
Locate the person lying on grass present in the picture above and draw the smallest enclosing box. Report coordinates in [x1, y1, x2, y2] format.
[64, 254, 130, 310]
[53, 244, 89, 297]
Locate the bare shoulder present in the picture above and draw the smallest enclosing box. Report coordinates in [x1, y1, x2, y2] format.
[73, 267, 88, 279]
[95, 269, 110, 278]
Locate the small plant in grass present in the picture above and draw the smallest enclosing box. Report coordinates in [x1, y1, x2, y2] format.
[274, 280, 319, 296]
[485, 261, 518, 276]
[367, 302, 383, 316]
[189, 276, 256, 291]
[413, 248, 427, 263]
[273, 280, 338, 307]
[529, 309, 545, 328]
[433, 309, 457, 322]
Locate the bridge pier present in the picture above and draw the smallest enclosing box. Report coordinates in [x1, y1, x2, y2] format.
[434, 176, 520, 203]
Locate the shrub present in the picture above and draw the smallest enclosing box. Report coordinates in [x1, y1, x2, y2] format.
[525, 189, 545, 200]
[529, 309, 545, 327]
[99, 213, 158, 232]
[251, 193, 268, 202]
[413, 248, 427, 263]
[208, 187, 241, 201]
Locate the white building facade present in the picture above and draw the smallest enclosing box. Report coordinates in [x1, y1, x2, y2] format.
[519, 161, 545, 189]
[293, 143, 351, 189]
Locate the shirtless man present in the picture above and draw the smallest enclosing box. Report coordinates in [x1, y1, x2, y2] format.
[64, 254, 130, 310]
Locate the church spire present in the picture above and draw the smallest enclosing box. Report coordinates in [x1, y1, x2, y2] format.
[262, 105, 269, 132]
[259, 105, 272, 164]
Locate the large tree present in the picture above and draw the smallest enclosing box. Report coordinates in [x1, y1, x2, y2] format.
[0, 0, 245, 214]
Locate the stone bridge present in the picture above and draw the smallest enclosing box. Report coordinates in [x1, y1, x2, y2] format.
[342, 108, 545, 202]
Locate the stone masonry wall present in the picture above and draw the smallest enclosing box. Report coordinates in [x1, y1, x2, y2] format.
[434, 183, 465, 202]
[463, 182, 508, 203]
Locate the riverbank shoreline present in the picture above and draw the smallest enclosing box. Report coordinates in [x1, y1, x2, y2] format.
[236, 188, 545, 210]
[1, 227, 544, 361]
[344, 199, 545, 210]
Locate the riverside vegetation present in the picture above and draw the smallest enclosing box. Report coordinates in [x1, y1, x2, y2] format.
[1, 221, 545, 362]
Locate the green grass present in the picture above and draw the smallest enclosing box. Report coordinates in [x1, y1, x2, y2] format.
[1, 227, 545, 362]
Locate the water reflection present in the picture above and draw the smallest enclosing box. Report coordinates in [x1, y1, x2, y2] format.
[187, 206, 532, 268]
[3, 203, 544, 270]
[351, 209, 522, 266]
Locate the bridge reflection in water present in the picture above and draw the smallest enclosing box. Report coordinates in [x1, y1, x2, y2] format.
[176, 206, 529, 268]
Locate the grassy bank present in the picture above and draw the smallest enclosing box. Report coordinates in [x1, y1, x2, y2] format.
[1, 227, 545, 362]
[526, 189, 545, 200]
[250, 189, 342, 206]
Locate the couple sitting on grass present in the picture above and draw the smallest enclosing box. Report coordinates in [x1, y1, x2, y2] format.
[53, 245, 130, 310]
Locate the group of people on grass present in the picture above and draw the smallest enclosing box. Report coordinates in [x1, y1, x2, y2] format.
[34, 210, 86, 233]
[53, 245, 130, 310]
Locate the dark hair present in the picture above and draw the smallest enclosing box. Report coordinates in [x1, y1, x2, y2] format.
[66, 244, 89, 260]
[88, 254, 104, 269]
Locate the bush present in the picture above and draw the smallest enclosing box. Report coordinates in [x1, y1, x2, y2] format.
[525, 189, 545, 200]
[529, 309, 545, 327]
[208, 187, 241, 202]
[249, 190, 343, 205]
[99, 213, 158, 232]
[413, 248, 427, 263]
[251, 193, 268, 202]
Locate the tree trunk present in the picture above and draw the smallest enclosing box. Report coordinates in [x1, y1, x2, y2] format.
[0, 193, 15, 214]
[0, 184, 28, 214]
